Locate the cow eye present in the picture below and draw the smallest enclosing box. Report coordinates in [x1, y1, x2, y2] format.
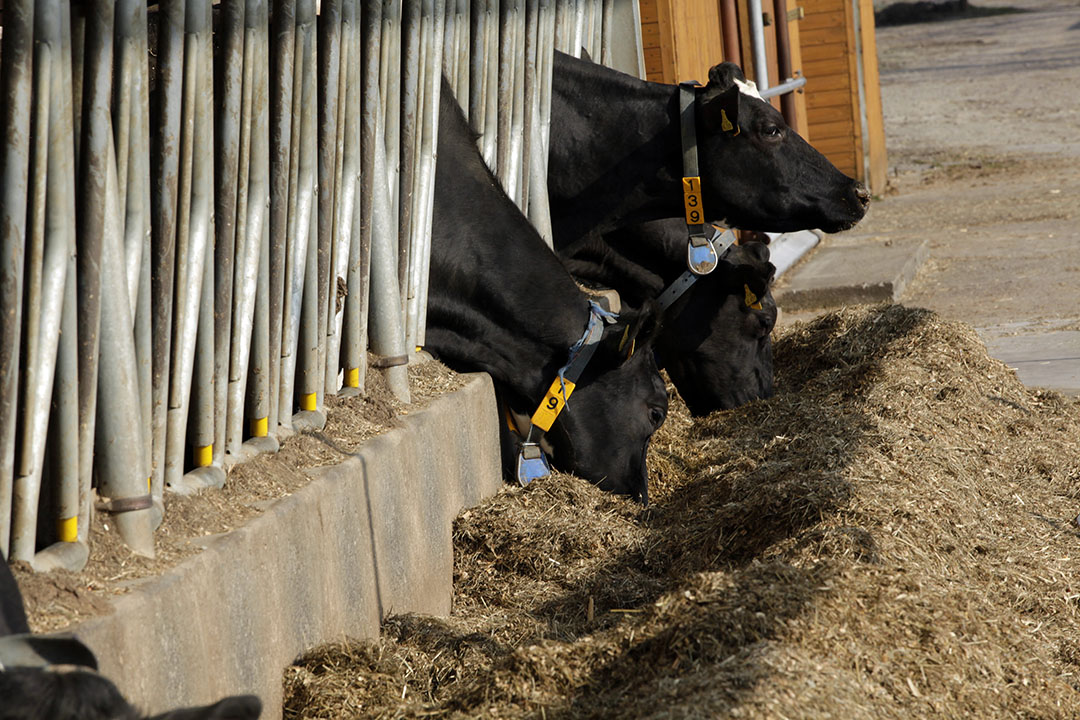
[763, 125, 783, 140]
[648, 406, 666, 428]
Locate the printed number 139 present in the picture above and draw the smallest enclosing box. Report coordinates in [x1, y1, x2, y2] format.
[683, 177, 702, 225]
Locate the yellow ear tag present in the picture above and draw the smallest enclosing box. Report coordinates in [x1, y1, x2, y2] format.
[744, 284, 762, 310]
[721, 109, 739, 135]
[617, 325, 636, 359]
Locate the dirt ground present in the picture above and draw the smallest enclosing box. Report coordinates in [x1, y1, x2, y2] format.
[843, 0, 1080, 333]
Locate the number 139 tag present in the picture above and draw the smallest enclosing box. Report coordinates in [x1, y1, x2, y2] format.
[683, 176, 703, 225]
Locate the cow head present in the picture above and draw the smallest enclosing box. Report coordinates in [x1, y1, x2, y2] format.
[657, 241, 777, 415]
[697, 63, 870, 234]
[501, 305, 668, 504]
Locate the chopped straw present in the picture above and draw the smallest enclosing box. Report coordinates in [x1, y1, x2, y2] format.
[284, 304, 1080, 719]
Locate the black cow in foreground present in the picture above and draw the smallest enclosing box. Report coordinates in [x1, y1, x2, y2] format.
[425, 83, 667, 503]
[563, 219, 777, 416]
[0, 561, 261, 720]
[548, 51, 869, 249]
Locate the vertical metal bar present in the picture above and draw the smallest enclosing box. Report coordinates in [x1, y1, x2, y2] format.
[496, 0, 516, 192]
[277, 5, 308, 428]
[572, 0, 585, 57]
[481, 0, 498, 167]
[600, 0, 613, 66]
[0, 0, 35, 558]
[324, 0, 351, 397]
[74, 0, 112, 541]
[246, 0, 273, 443]
[341, 0, 372, 396]
[553, 0, 569, 52]
[164, 0, 214, 492]
[719, 0, 741, 66]
[52, 250, 80, 547]
[150, 0, 184, 501]
[216, 0, 246, 460]
[283, 2, 319, 424]
[468, 0, 488, 135]
[521, 0, 539, 210]
[527, 0, 554, 245]
[365, 0, 409, 402]
[455, 0, 471, 108]
[380, 0, 402, 220]
[268, 0, 296, 432]
[316, 0, 342, 405]
[773, 0, 797, 124]
[225, 1, 258, 456]
[397, 0, 421, 294]
[748, 0, 771, 89]
[410, 0, 446, 348]
[95, 127, 154, 556]
[12, 0, 73, 562]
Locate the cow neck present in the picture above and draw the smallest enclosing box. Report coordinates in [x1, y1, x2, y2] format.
[549, 52, 692, 246]
[426, 86, 595, 408]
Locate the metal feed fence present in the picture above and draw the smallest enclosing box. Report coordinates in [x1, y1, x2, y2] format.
[0, 0, 641, 570]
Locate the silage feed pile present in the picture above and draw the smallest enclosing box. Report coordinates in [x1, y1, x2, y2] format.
[283, 304, 1080, 719]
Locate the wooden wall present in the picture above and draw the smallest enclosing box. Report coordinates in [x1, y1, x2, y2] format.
[640, 0, 726, 84]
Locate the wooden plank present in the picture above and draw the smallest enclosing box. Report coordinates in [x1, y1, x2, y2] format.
[801, 40, 851, 64]
[859, 0, 888, 194]
[644, 47, 665, 82]
[803, 68, 853, 92]
[803, 55, 851, 79]
[806, 87, 851, 110]
[808, 118, 855, 141]
[805, 103, 852, 125]
[812, 138, 858, 157]
[640, 20, 661, 49]
[788, 0, 810, 138]
[737, 0, 754, 79]
[639, 0, 659, 25]
[668, 0, 725, 82]
[799, 11, 847, 33]
[654, 0, 677, 84]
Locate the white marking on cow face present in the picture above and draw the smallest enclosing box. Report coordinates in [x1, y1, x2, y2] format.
[733, 78, 762, 100]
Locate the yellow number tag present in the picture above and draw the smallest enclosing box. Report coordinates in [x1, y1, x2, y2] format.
[531, 377, 577, 432]
[682, 176, 703, 225]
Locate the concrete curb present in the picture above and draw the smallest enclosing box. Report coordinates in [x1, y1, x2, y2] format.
[68, 372, 502, 718]
[775, 237, 928, 311]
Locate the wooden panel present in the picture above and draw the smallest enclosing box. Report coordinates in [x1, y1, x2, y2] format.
[654, 0, 677, 83]
[859, 0, 888, 194]
[800, 40, 851, 64]
[640, 20, 661, 48]
[806, 103, 853, 125]
[802, 68, 854, 92]
[667, 0, 726, 81]
[644, 47, 665, 82]
[786, 0, 810, 139]
[806, 88, 851, 110]
[808, 118, 856, 141]
[803, 54, 854, 77]
[813, 137, 859, 156]
[639, 0, 659, 24]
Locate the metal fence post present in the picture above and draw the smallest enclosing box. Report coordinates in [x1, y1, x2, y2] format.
[0, 0, 36, 559]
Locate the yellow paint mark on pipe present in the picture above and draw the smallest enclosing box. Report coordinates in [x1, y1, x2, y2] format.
[346, 367, 360, 388]
[251, 416, 269, 438]
[302, 393, 317, 412]
[195, 444, 213, 467]
[58, 516, 78, 543]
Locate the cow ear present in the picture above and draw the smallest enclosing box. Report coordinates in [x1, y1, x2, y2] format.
[700, 83, 741, 136]
[608, 300, 662, 362]
[706, 61, 747, 91]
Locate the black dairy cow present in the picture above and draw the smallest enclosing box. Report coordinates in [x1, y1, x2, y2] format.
[563, 218, 777, 416]
[0, 561, 261, 720]
[547, 51, 869, 248]
[425, 82, 667, 503]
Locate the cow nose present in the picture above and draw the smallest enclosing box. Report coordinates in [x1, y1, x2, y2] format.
[855, 184, 871, 208]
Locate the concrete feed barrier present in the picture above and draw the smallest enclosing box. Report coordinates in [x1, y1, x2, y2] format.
[68, 372, 502, 718]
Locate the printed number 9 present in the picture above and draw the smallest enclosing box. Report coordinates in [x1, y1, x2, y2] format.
[689, 210, 700, 223]
[546, 396, 559, 411]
